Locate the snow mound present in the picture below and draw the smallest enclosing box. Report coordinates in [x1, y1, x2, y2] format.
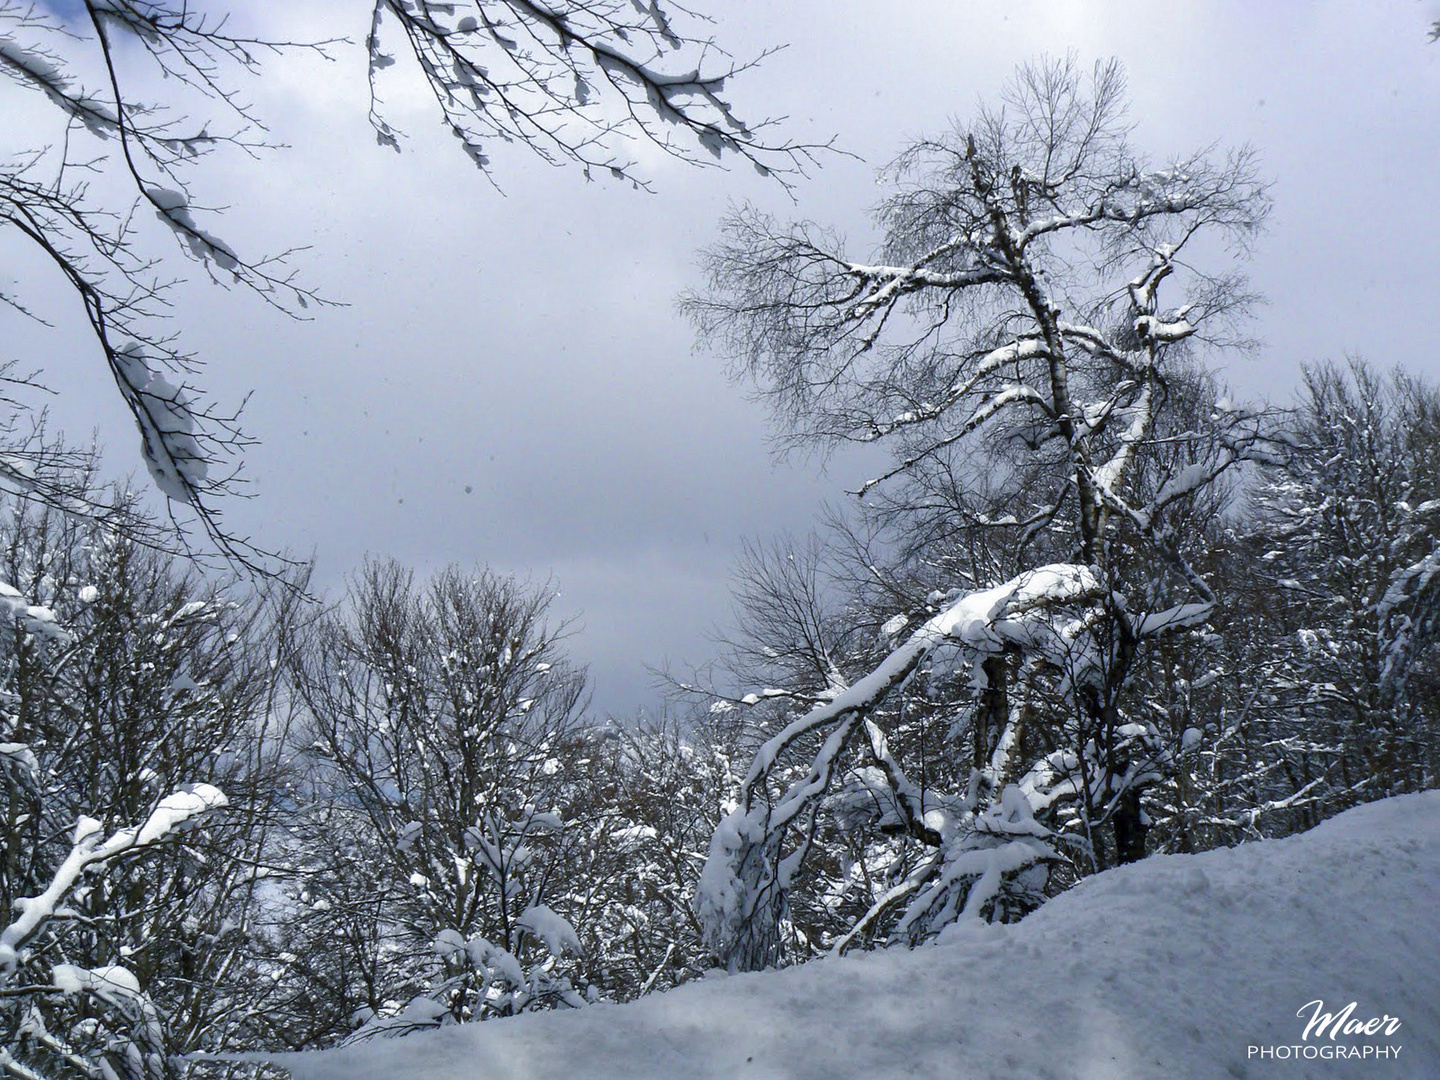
[273, 793, 1440, 1080]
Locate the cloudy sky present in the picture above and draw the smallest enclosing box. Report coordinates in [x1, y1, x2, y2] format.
[6, 1, 1440, 715]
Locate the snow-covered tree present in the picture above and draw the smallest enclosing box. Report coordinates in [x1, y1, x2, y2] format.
[1, 779, 228, 1080]
[683, 57, 1276, 968]
[0, 1, 816, 567]
[286, 560, 593, 1037]
[1239, 360, 1440, 818]
[0, 486, 299, 1080]
[558, 715, 743, 999]
[1108, 361, 1440, 853]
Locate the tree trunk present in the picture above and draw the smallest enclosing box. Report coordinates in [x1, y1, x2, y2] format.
[975, 654, 1010, 773]
[1112, 787, 1148, 864]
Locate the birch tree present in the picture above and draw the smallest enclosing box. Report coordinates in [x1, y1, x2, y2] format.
[683, 57, 1275, 968]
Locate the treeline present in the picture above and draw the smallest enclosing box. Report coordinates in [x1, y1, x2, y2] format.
[676, 59, 1440, 973]
[0, 358, 1436, 1079]
[695, 358, 1440, 962]
[0, 483, 731, 1078]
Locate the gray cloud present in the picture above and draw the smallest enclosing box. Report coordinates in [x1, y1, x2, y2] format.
[6, 1, 1439, 715]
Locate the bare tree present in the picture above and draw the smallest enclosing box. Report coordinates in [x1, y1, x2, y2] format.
[0, 0, 818, 571]
[287, 559, 593, 1034]
[0, 484, 303, 1080]
[1247, 360, 1440, 809]
[558, 714, 739, 1001]
[683, 57, 1276, 968]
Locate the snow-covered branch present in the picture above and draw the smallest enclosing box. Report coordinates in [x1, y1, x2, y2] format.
[1, 785, 227, 972]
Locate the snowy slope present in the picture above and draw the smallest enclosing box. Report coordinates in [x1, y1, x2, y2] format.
[275, 792, 1440, 1080]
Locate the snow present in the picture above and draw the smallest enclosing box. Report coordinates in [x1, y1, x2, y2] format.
[2, 785, 228, 973]
[1133, 602, 1213, 638]
[0, 580, 70, 643]
[515, 904, 581, 958]
[880, 612, 909, 637]
[134, 784, 228, 846]
[50, 963, 142, 1002]
[170, 600, 210, 622]
[693, 810, 766, 946]
[1133, 312, 1197, 343]
[0, 742, 38, 780]
[266, 792, 1440, 1080]
[146, 186, 241, 269]
[1152, 463, 1213, 507]
[113, 344, 210, 503]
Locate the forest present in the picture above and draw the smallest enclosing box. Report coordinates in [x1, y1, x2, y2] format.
[1, 4, 1437, 1079]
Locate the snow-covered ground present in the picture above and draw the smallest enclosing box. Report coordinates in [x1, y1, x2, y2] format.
[274, 792, 1440, 1080]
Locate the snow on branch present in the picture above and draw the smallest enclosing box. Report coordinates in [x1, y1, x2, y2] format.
[0, 741, 40, 784]
[1132, 602, 1213, 638]
[697, 565, 1104, 965]
[111, 343, 209, 505]
[892, 788, 1057, 939]
[846, 261, 1008, 319]
[368, 0, 827, 187]
[854, 382, 1053, 496]
[738, 564, 1103, 799]
[0, 784, 228, 973]
[0, 581, 68, 644]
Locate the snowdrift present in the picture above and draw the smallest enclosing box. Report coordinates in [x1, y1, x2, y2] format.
[275, 792, 1440, 1080]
